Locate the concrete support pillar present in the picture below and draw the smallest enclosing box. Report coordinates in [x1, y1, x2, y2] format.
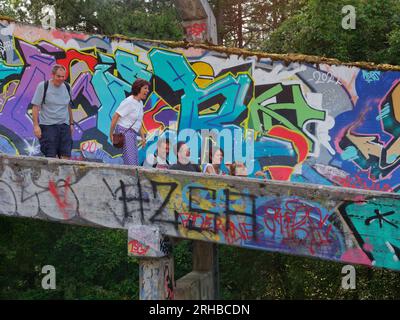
[128, 225, 175, 300]
[175, 240, 219, 300]
[173, 0, 218, 44]
[175, 270, 213, 300]
[139, 256, 175, 300]
[193, 241, 219, 299]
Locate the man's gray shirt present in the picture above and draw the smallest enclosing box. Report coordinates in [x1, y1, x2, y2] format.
[31, 81, 71, 125]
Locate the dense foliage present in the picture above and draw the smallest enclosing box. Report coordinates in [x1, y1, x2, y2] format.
[0, 0, 183, 40]
[263, 0, 400, 65]
[1, 0, 400, 299]
[1, 216, 400, 299]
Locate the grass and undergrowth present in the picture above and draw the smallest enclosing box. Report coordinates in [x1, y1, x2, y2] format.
[1, 216, 400, 299]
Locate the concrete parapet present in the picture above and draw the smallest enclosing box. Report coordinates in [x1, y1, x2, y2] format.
[1, 154, 400, 272]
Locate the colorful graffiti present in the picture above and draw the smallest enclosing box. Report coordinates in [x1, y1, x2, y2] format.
[4, 19, 400, 189]
[128, 225, 171, 258]
[2, 154, 400, 272]
[0, 19, 338, 182]
[3, 20, 391, 191]
[2, 20, 400, 271]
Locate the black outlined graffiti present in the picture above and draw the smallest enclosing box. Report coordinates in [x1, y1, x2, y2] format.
[188, 186, 218, 232]
[0, 39, 7, 60]
[159, 237, 171, 256]
[103, 177, 150, 226]
[224, 189, 257, 241]
[365, 209, 398, 229]
[149, 180, 179, 226]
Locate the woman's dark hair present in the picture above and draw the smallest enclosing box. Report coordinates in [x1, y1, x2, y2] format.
[175, 141, 187, 155]
[131, 78, 151, 96]
[229, 163, 236, 176]
[208, 145, 224, 163]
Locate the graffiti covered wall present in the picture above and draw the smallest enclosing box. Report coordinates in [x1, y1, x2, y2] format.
[2, 20, 400, 271]
[2, 20, 400, 192]
[1, 154, 400, 272]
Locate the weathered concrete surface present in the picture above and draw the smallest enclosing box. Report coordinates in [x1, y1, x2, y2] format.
[3, 18, 400, 203]
[139, 256, 175, 300]
[192, 241, 219, 298]
[175, 271, 213, 300]
[174, 241, 218, 300]
[1, 154, 400, 272]
[128, 225, 171, 258]
[173, 0, 218, 43]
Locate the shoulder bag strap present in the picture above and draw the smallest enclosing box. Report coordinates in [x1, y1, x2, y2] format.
[42, 80, 49, 105]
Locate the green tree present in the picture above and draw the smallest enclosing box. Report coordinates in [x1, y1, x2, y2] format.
[263, 0, 400, 64]
[3, 0, 400, 301]
[0, 0, 184, 300]
[0, 217, 140, 299]
[218, 245, 400, 299]
[211, 0, 306, 48]
[1, 0, 183, 40]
